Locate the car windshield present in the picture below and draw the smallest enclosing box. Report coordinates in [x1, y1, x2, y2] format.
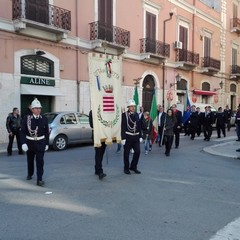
[44, 113, 58, 124]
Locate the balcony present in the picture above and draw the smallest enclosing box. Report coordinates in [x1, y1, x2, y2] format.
[12, 0, 71, 41]
[231, 18, 240, 33]
[201, 57, 220, 75]
[175, 49, 199, 71]
[89, 21, 130, 55]
[231, 65, 240, 79]
[139, 38, 170, 65]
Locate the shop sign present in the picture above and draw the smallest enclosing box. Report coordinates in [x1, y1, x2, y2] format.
[21, 77, 55, 86]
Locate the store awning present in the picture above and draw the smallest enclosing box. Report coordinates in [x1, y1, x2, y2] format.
[193, 90, 216, 96]
[21, 84, 64, 96]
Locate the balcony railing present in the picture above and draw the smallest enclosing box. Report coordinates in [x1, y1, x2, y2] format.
[89, 21, 130, 47]
[202, 57, 220, 70]
[140, 38, 170, 57]
[12, 0, 71, 31]
[176, 49, 199, 65]
[231, 18, 240, 30]
[231, 65, 240, 74]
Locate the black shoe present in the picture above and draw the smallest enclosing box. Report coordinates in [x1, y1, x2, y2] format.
[236, 139, 240, 141]
[129, 168, 141, 174]
[99, 173, 107, 180]
[175, 146, 178, 149]
[36, 180, 45, 187]
[124, 169, 131, 175]
[190, 137, 194, 140]
[26, 176, 32, 180]
[204, 138, 207, 141]
[217, 136, 221, 138]
[7, 152, 12, 156]
[165, 153, 170, 156]
[207, 139, 210, 141]
[236, 149, 240, 152]
[18, 151, 24, 155]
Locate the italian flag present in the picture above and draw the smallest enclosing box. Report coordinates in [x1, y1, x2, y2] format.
[150, 91, 158, 143]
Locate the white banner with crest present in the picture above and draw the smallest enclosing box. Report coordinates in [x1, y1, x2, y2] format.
[88, 53, 122, 147]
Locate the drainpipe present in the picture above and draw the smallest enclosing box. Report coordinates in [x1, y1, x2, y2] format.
[191, 0, 196, 90]
[162, 12, 173, 108]
[76, 0, 80, 112]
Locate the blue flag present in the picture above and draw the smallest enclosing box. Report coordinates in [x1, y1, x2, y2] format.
[182, 90, 191, 124]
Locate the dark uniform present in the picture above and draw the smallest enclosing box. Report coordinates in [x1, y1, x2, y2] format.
[188, 111, 199, 140]
[224, 107, 232, 131]
[21, 114, 49, 185]
[89, 110, 107, 180]
[173, 109, 182, 148]
[6, 109, 22, 155]
[121, 110, 142, 174]
[216, 110, 226, 138]
[202, 109, 214, 141]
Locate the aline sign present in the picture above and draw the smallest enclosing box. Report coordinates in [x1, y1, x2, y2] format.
[21, 77, 55, 86]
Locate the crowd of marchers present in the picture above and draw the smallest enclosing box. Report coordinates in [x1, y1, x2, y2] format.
[5, 100, 240, 184]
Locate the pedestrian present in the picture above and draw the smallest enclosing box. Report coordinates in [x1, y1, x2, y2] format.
[235, 105, 240, 141]
[216, 107, 226, 138]
[116, 143, 122, 153]
[202, 106, 214, 141]
[121, 99, 142, 174]
[138, 106, 144, 121]
[89, 110, 107, 180]
[6, 107, 23, 156]
[224, 105, 232, 131]
[163, 108, 176, 156]
[21, 98, 49, 187]
[141, 111, 153, 154]
[188, 105, 199, 140]
[171, 104, 182, 148]
[157, 105, 166, 146]
[196, 107, 202, 136]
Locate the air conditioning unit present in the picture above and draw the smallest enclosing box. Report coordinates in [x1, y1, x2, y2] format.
[174, 41, 182, 49]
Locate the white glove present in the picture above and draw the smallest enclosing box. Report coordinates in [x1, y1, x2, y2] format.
[121, 139, 126, 145]
[45, 145, 49, 151]
[139, 138, 143, 143]
[22, 144, 28, 152]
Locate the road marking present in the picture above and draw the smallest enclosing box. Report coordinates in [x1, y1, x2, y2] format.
[209, 217, 240, 240]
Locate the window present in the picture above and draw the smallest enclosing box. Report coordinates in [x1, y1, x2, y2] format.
[204, 36, 211, 57]
[76, 113, 89, 124]
[65, 114, 77, 124]
[232, 47, 238, 66]
[21, 55, 54, 77]
[179, 25, 188, 50]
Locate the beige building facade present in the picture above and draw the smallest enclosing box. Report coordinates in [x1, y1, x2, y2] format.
[0, 0, 240, 143]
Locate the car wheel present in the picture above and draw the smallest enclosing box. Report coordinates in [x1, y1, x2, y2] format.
[53, 135, 67, 151]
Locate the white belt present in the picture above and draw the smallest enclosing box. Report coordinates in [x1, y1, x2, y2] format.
[126, 132, 139, 136]
[26, 136, 45, 141]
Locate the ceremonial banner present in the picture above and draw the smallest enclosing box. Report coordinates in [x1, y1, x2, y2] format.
[88, 53, 122, 147]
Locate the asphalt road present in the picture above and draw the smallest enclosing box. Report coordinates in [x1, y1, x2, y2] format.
[1, 130, 240, 240]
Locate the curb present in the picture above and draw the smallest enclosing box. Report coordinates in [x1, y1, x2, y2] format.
[203, 141, 240, 159]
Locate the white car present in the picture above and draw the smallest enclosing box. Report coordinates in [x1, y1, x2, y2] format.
[44, 112, 93, 151]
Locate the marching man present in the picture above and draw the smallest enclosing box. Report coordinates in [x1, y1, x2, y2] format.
[121, 99, 142, 175]
[21, 98, 49, 187]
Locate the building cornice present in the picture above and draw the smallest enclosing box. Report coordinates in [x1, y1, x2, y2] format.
[168, 0, 222, 28]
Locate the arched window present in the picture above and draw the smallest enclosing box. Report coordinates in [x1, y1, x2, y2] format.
[202, 82, 210, 91]
[21, 55, 54, 77]
[142, 75, 155, 111]
[177, 79, 187, 90]
[230, 83, 237, 92]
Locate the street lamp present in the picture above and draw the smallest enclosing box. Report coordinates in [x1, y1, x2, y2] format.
[214, 80, 223, 91]
[170, 73, 181, 87]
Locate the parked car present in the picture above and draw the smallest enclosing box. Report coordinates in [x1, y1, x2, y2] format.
[44, 112, 93, 151]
